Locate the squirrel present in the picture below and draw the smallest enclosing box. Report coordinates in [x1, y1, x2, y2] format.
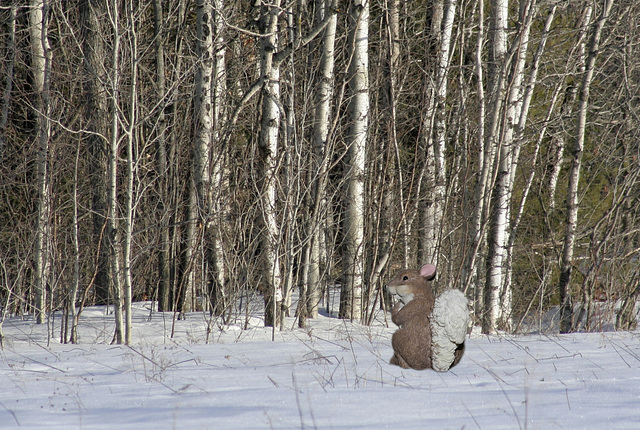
[386, 264, 469, 371]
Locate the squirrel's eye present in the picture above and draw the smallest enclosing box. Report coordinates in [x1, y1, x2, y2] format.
[402, 275, 409, 281]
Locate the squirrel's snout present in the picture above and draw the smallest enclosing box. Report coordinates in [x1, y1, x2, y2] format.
[386, 284, 397, 295]
[387, 284, 414, 304]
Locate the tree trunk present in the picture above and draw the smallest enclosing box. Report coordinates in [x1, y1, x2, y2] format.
[181, 179, 198, 315]
[0, 4, 17, 158]
[280, 1, 297, 326]
[258, 0, 284, 328]
[616, 260, 639, 331]
[209, 0, 228, 317]
[503, 2, 558, 320]
[460, 0, 487, 302]
[481, 0, 509, 334]
[70, 143, 81, 343]
[170, 2, 189, 315]
[122, 0, 138, 345]
[547, 135, 564, 210]
[340, 0, 369, 322]
[559, 0, 613, 333]
[422, 0, 456, 269]
[30, 0, 52, 325]
[418, 0, 442, 266]
[484, 0, 536, 333]
[300, 0, 337, 327]
[81, 0, 110, 306]
[185, 0, 228, 317]
[153, 0, 172, 313]
[367, 0, 399, 319]
[189, 0, 216, 315]
[108, 0, 124, 344]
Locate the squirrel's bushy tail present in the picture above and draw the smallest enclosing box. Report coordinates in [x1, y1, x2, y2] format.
[430, 289, 470, 372]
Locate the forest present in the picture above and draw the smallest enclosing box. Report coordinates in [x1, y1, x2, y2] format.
[1, 0, 638, 345]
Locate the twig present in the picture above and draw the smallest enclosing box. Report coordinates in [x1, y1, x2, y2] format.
[341, 320, 358, 366]
[481, 365, 523, 430]
[0, 401, 19, 426]
[609, 341, 633, 368]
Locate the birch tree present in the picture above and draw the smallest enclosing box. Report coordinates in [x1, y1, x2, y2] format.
[460, 0, 487, 299]
[70, 141, 81, 343]
[258, 0, 284, 328]
[182, 0, 228, 317]
[422, 0, 457, 269]
[300, 0, 337, 326]
[545, 7, 592, 210]
[340, 0, 369, 322]
[417, 0, 442, 266]
[188, 0, 216, 315]
[559, 0, 614, 333]
[30, 0, 52, 324]
[484, 0, 537, 333]
[210, 0, 228, 317]
[477, 0, 509, 333]
[122, 0, 139, 345]
[107, 0, 124, 344]
[503, 2, 558, 318]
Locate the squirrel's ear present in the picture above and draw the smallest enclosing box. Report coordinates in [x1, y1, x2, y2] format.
[420, 264, 436, 280]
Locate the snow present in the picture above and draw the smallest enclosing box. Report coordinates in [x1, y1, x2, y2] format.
[1, 303, 639, 429]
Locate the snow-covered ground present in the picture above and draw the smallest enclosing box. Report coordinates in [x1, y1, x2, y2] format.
[1, 302, 639, 429]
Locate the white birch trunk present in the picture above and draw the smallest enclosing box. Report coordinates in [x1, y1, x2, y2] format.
[559, 0, 613, 333]
[108, 0, 124, 343]
[210, 0, 228, 316]
[182, 183, 197, 314]
[557, 3, 593, 333]
[184, 0, 229, 321]
[306, 0, 337, 323]
[259, 0, 283, 328]
[460, 0, 486, 298]
[426, 0, 456, 270]
[482, 0, 508, 334]
[340, 0, 368, 322]
[70, 144, 81, 343]
[547, 136, 564, 210]
[419, 0, 442, 266]
[280, 3, 297, 324]
[123, 129, 133, 345]
[503, 3, 557, 314]
[30, 0, 52, 325]
[485, 0, 536, 332]
[122, 0, 138, 345]
[187, 0, 216, 314]
[549, 6, 590, 210]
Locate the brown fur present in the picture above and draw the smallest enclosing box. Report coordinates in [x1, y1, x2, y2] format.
[387, 267, 436, 370]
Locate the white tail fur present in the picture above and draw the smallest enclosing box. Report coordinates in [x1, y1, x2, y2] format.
[430, 289, 470, 372]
